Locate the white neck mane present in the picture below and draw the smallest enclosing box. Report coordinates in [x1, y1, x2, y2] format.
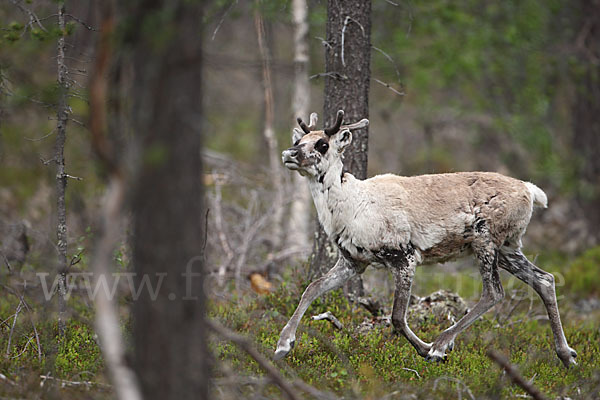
[307, 159, 356, 239]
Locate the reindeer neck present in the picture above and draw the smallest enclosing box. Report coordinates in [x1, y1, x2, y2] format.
[307, 159, 357, 238]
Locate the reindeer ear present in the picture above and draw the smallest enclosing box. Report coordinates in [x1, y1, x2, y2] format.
[292, 128, 304, 145]
[332, 129, 352, 151]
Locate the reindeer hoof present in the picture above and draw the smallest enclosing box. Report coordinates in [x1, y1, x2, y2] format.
[273, 340, 295, 361]
[425, 348, 447, 363]
[558, 347, 578, 368]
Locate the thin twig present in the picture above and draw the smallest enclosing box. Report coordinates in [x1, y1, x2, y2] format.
[211, 0, 238, 41]
[9, 336, 35, 359]
[207, 319, 302, 400]
[10, 0, 48, 32]
[6, 300, 23, 357]
[0, 249, 12, 272]
[314, 36, 332, 49]
[401, 367, 421, 379]
[487, 350, 548, 400]
[24, 128, 57, 142]
[433, 376, 475, 400]
[374, 78, 405, 96]
[39, 374, 111, 389]
[1, 284, 43, 362]
[341, 16, 366, 67]
[309, 72, 346, 80]
[371, 45, 402, 81]
[312, 311, 344, 330]
[65, 13, 97, 31]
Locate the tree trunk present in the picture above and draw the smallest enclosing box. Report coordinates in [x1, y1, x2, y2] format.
[254, 6, 285, 254]
[89, 2, 143, 399]
[287, 0, 312, 254]
[311, 0, 371, 298]
[128, 2, 209, 399]
[573, 0, 600, 245]
[55, 0, 69, 337]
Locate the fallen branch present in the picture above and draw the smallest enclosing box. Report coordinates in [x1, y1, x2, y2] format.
[1, 284, 43, 362]
[40, 374, 111, 389]
[487, 350, 548, 400]
[433, 376, 475, 400]
[401, 367, 421, 379]
[312, 311, 343, 330]
[207, 319, 301, 400]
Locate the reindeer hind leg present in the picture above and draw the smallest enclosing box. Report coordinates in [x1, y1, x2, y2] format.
[498, 248, 577, 368]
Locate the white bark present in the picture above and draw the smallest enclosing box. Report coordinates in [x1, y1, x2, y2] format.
[93, 179, 143, 400]
[287, 0, 312, 253]
[255, 8, 284, 249]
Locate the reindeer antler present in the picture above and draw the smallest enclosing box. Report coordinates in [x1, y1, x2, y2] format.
[324, 110, 344, 137]
[308, 112, 318, 130]
[297, 117, 311, 134]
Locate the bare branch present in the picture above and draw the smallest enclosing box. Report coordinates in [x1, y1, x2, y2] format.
[341, 16, 366, 67]
[10, 0, 48, 33]
[39, 374, 111, 389]
[374, 78, 405, 96]
[401, 367, 421, 379]
[371, 45, 402, 81]
[65, 13, 97, 31]
[433, 376, 475, 400]
[0, 249, 12, 272]
[312, 311, 344, 330]
[6, 300, 23, 357]
[314, 36, 333, 49]
[24, 128, 57, 142]
[207, 319, 302, 400]
[309, 71, 347, 80]
[211, 0, 238, 41]
[487, 350, 549, 400]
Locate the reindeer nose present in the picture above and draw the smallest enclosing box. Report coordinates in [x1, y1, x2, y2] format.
[288, 149, 299, 158]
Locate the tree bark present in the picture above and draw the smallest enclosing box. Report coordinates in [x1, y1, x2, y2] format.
[128, 2, 209, 399]
[573, 0, 600, 244]
[55, 0, 69, 337]
[311, 0, 371, 298]
[287, 0, 312, 254]
[254, 6, 285, 254]
[89, 2, 143, 399]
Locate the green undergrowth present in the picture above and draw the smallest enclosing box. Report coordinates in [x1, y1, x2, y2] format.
[210, 271, 600, 399]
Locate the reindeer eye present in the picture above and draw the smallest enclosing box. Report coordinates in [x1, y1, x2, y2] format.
[315, 139, 329, 155]
[293, 139, 300, 146]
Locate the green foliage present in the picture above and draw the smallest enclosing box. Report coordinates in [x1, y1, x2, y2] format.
[564, 246, 600, 297]
[211, 264, 600, 399]
[370, 0, 577, 185]
[55, 321, 103, 379]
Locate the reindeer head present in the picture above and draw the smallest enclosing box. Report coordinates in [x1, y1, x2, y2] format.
[281, 110, 369, 178]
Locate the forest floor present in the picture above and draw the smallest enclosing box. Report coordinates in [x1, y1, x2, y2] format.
[210, 247, 600, 399]
[0, 247, 598, 399]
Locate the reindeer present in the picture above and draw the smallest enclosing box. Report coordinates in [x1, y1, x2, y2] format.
[275, 110, 577, 368]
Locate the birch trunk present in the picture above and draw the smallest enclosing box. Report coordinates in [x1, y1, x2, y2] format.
[287, 0, 312, 254]
[255, 8, 284, 251]
[89, 3, 143, 398]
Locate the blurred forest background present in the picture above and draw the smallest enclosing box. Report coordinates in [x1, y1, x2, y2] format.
[0, 0, 599, 399]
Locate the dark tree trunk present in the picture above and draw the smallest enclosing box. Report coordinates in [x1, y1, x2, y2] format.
[128, 2, 209, 399]
[55, 0, 69, 337]
[573, 0, 600, 244]
[310, 0, 371, 297]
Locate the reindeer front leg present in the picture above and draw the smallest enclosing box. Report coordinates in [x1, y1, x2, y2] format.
[274, 256, 356, 360]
